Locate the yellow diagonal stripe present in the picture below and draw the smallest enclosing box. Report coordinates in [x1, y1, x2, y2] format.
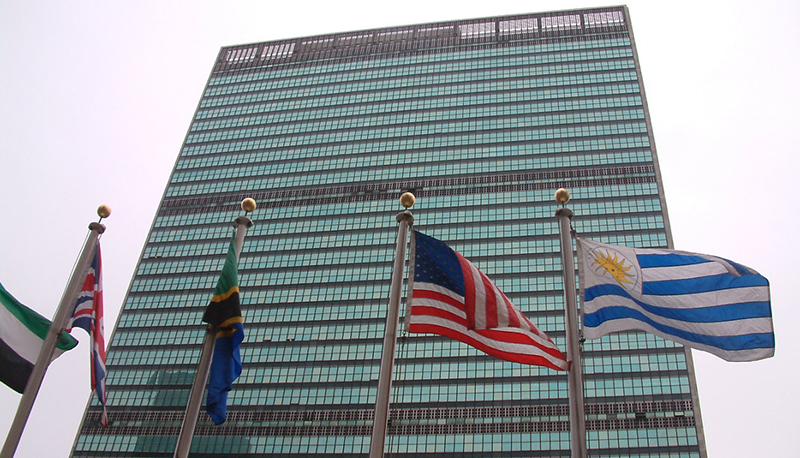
[211, 286, 239, 303]
[215, 320, 243, 339]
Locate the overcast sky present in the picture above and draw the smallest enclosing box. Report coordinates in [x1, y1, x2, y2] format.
[1, 1, 798, 457]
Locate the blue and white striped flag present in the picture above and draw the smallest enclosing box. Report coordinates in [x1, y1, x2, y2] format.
[578, 238, 774, 362]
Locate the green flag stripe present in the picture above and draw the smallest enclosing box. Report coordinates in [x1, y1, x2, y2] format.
[203, 233, 243, 328]
[0, 282, 79, 354]
[213, 236, 239, 297]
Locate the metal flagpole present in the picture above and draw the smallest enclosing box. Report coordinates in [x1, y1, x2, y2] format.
[369, 192, 415, 458]
[173, 199, 255, 458]
[1, 205, 110, 458]
[555, 189, 587, 458]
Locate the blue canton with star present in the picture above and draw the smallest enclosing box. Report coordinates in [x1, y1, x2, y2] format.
[413, 231, 466, 296]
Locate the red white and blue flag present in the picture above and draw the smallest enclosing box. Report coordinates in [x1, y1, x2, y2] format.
[406, 231, 568, 371]
[66, 242, 108, 426]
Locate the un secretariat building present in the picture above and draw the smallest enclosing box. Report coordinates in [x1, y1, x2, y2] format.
[71, 6, 708, 458]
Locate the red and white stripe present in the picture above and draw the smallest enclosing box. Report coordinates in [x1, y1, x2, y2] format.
[409, 251, 568, 371]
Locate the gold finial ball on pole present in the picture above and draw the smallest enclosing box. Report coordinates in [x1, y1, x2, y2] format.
[399, 192, 416, 209]
[241, 198, 257, 213]
[555, 188, 570, 205]
[97, 204, 112, 219]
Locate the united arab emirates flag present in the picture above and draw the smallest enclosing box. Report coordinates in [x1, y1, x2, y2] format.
[0, 282, 79, 393]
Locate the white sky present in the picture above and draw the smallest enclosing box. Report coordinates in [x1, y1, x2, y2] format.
[1, 1, 798, 456]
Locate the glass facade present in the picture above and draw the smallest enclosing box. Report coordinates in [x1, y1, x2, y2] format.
[72, 6, 707, 457]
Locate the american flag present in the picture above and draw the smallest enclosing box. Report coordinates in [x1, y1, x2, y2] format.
[407, 231, 568, 371]
[67, 242, 108, 426]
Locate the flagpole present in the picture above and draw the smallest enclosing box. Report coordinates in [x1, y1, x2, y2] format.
[173, 199, 255, 458]
[555, 189, 587, 458]
[369, 192, 415, 458]
[1, 205, 110, 458]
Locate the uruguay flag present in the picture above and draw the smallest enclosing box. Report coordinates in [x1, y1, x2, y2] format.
[202, 234, 245, 425]
[66, 242, 108, 426]
[578, 238, 774, 362]
[407, 231, 568, 371]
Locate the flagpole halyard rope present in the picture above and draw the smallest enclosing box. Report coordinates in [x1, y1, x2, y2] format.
[369, 192, 415, 458]
[555, 188, 588, 458]
[568, 211, 591, 455]
[568, 218, 585, 345]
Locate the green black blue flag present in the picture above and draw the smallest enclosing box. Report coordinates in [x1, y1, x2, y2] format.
[202, 234, 244, 425]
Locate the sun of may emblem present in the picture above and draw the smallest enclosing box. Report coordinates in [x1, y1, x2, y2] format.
[590, 249, 636, 287]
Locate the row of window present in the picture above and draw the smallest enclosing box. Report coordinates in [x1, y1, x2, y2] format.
[140, 229, 665, 270]
[194, 91, 641, 132]
[188, 110, 644, 158]
[144, 214, 664, 264]
[583, 351, 688, 375]
[76, 431, 701, 456]
[105, 348, 685, 387]
[166, 162, 654, 202]
[123, 288, 566, 317]
[75, 431, 700, 456]
[588, 428, 699, 452]
[181, 129, 648, 167]
[176, 283, 394, 309]
[117, 305, 679, 362]
[197, 68, 637, 113]
[96, 372, 690, 409]
[203, 47, 634, 98]
[138, 248, 564, 277]
[182, 84, 642, 154]
[154, 184, 659, 229]
[189, 95, 643, 135]
[116, 298, 527, 330]
[184, 86, 639, 151]
[145, 230, 700, 290]
[168, 160, 652, 200]
[149, 195, 661, 245]
[200, 57, 636, 108]
[129, 269, 566, 296]
[107, 330, 678, 368]
[184, 108, 645, 165]
[95, 405, 657, 427]
[168, 160, 652, 199]
[205, 56, 635, 106]
[111, 316, 682, 370]
[138, 228, 662, 286]
[206, 37, 632, 86]
[187, 118, 646, 152]
[112, 313, 567, 349]
[138, 257, 691, 311]
[174, 147, 652, 193]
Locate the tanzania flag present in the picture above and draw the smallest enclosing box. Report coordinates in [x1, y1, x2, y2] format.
[0, 282, 79, 393]
[202, 234, 244, 425]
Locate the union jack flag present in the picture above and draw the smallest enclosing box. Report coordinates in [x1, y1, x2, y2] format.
[67, 242, 108, 426]
[407, 231, 568, 371]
